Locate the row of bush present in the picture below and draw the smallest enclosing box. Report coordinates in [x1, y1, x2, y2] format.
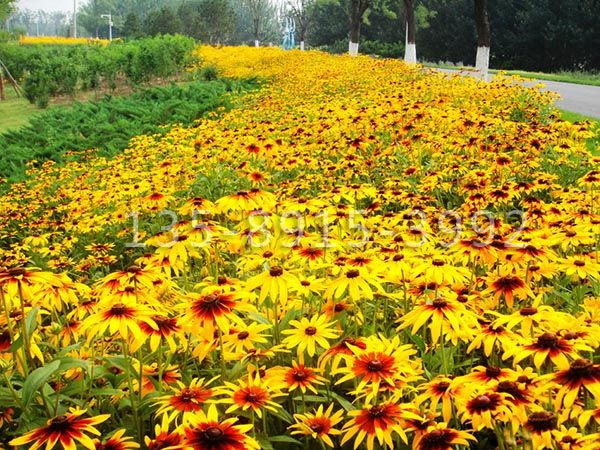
[0, 76, 260, 183]
[319, 39, 405, 58]
[0, 34, 197, 107]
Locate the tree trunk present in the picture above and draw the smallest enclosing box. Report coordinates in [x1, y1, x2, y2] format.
[348, 1, 363, 56]
[403, 0, 416, 63]
[474, 0, 491, 80]
[0, 69, 5, 101]
[253, 17, 260, 47]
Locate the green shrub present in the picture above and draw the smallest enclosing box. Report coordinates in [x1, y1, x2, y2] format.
[0, 35, 198, 107]
[0, 78, 260, 183]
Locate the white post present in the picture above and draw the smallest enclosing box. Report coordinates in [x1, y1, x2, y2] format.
[348, 41, 359, 57]
[300, 41, 305, 51]
[73, 0, 77, 37]
[475, 46, 490, 81]
[254, 39, 259, 47]
[404, 22, 416, 63]
[101, 14, 113, 41]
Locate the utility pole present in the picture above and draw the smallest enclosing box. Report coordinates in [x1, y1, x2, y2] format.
[101, 13, 113, 41]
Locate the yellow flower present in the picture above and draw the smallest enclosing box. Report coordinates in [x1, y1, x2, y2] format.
[282, 314, 340, 357]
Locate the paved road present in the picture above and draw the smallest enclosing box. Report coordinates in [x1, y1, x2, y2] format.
[434, 68, 600, 119]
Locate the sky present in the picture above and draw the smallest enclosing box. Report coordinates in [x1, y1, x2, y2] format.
[17, 0, 75, 13]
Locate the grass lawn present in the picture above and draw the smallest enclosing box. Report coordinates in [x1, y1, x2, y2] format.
[0, 88, 40, 133]
[423, 62, 600, 87]
[559, 109, 599, 155]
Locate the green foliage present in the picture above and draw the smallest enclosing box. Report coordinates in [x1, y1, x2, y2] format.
[178, 0, 236, 44]
[0, 0, 15, 23]
[144, 6, 182, 36]
[0, 35, 197, 108]
[320, 38, 403, 57]
[0, 78, 260, 183]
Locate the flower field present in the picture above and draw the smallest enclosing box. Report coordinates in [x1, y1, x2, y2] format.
[1, 46, 599, 449]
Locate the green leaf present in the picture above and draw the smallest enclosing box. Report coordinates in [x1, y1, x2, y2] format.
[269, 435, 303, 445]
[329, 391, 355, 412]
[21, 359, 61, 408]
[25, 307, 40, 336]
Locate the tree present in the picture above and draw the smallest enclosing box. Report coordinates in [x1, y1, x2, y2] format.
[403, 0, 416, 62]
[347, 0, 372, 56]
[242, 0, 274, 47]
[474, 0, 490, 78]
[144, 6, 181, 36]
[121, 12, 141, 38]
[0, 0, 16, 24]
[198, 0, 236, 44]
[79, 0, 116, 38]
[287, 0, 317, 50]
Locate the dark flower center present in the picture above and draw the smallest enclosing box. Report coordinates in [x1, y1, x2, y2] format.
[110, 305, 128, 316]
[269, 266, 283, 277]
[569, 358, 594, 376]
[527, 411, 556, 432]
[574, 260, 585, 267]
[565, 231, 577, 237]
[346, 270, 360, 279]
[310, 423, 325, 433]
[368, 405, 385, 418]
[7, 267, 26, 277]
[421, 429, 450, 445]
[471, 395, 492, 410]
[237, 331, 250, 340]
[263, 251, 273, 258]
[367, 359, 384, 372]
[432, 259, 444, 266]
[126, 265, 141, 273]
[536, 332, 559, 348]
[203, 426, 224, 441]
[245, 392, 259, 402]
[293, 370, 308, 381]
[497, 381, 519, 396]
[179, 388, 195, 402]
[48, 415, 70, 431]
[203, 294, 219, 304]
[528, 265, 540, 272]
[520, 307, 538, 316]
[432, 298, 447, 308]
[517, 375, 530, 384]
[305, 326, 317, 336]
[486, 366, 502, 378]
[436, 381, 450, 392]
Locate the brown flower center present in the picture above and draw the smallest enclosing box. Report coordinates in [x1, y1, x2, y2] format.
[310, 423, 324, 433]
[536, 332, 559, 348]
[574, 260, 585, 267]
[432, 298, 447, 308]
[7, 267, 26, 277]
[203, 426, 224, 440]
[237, 331, 250, 340]
[527, 411, 556, 432]
[569, 358, 594, 376]
[367, 359, 384, 372]
[269, 266, 283, 277]
[48, 415, 70, 431]
[486, 366, 502, 378]
[520, 307, 538, 316]
[305, 326, 317, 336]
[346, 270, 360, 279]
[368, 405, 385, 418]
